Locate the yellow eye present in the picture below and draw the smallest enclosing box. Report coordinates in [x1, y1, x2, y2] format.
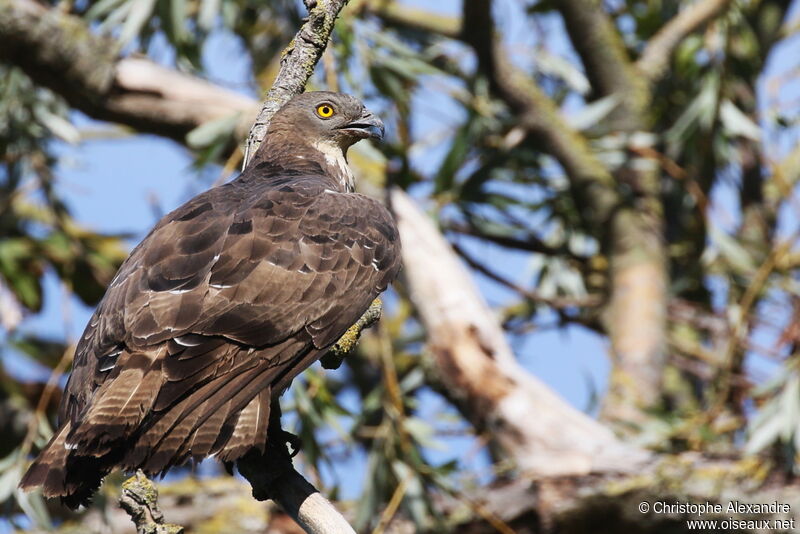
[316, 104, 335, 118]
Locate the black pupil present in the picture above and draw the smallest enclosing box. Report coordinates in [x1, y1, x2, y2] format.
[321, 106, 330, 114]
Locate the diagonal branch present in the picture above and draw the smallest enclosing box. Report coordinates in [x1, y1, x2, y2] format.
[0, 0, 258, 142]
[462, 0, 620, 228]
[391, 188, 649, 476]
[243, 0, 350, 168]
[357, 0, 460, 39]
[451, 242, 601, 309]
[555, 0, 649, 124]
[637, 0, 734, 82]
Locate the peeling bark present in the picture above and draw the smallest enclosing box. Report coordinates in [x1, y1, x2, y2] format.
[391, 189, 650, 476]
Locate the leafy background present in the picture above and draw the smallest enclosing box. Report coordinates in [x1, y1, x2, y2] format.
[2, 0, 800, 532]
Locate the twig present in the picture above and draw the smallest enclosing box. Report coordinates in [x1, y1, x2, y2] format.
[19, 346, 74, 458]
[371, 475, 409, 534]
[119, 471, 183, 534]
[446, 221, 571, 257]
[451, 242, 602, 309]
[709, 231, 800, 419]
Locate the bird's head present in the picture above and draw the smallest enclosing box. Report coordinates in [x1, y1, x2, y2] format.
[269, 91, 385, 150]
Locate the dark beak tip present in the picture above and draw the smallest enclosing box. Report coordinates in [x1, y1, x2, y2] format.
[368, 123, 385, 140]
[338, 112, 385, 140]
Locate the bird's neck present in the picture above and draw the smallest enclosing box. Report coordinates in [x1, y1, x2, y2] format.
[246, 134, 355, 193]
[308, 139, 356, 193]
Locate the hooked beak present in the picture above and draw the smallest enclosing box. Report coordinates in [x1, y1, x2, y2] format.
[338, 110, 385, 140]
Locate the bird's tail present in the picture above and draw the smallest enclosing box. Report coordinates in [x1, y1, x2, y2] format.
[18, 421, 107, 509]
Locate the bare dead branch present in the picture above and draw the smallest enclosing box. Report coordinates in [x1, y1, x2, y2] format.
[391, 188, 649, 476]
[637, 0, 734, 82]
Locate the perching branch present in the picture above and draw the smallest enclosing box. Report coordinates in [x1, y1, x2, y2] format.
[637, 0, 733, 82]
[237, 447, 356, 534]
[232, 1, 361, 532]
[119, 471, 184, 534]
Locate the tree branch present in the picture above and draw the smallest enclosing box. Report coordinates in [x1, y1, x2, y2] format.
[637, 0, 734, 82]
[231, 1, 361, 532]
[119, 471, 184, 534]
[451, 242, 601, 309]
[556, 0, 649, 123]
[0, 0, 258, 143]
[357, 0, 460, 39]
[1, 0, 650, 508]
[462, 0, 621, 229]
[243, 0, 350, 168]
[542, 1, 671, 426]
[446, 221, 573, 257]
[391, 188, 649, 476]
[237, 447, 356, 534]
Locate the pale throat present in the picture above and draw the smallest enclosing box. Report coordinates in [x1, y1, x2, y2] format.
[313, 140, 355, 192]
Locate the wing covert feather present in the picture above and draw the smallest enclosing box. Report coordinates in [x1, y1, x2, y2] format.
[62, 176, 400, 424]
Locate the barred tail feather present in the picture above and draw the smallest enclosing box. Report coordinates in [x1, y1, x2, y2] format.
[18, 422, 108, 510]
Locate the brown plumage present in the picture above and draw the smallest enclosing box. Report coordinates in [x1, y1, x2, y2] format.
[19, 92, 401, 508]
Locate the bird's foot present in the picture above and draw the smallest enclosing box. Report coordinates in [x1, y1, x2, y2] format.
[321, 298, 383, 369]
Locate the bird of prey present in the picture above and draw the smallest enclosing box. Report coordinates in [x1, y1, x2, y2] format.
[20, 92, 401, 507]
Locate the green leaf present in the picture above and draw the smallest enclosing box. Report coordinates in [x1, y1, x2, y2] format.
[565, 95, 619, 131]
[535, 48, 590, 95]
[720, 100, 762, 141]
[746, 400, 782, 454]
[708, 226, 756, 274]
[186, 113, 240, 149]
[85, 0, 126, 20]
[119, 0, 157, 46]
[434, 119, 473, 194]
